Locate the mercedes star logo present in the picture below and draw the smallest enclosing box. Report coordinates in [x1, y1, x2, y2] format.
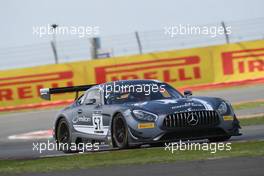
[187, 113, 199, 126]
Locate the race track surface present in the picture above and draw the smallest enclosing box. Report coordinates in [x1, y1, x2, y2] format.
[0, 124, 263, 159]
[195, 84, 264, 103]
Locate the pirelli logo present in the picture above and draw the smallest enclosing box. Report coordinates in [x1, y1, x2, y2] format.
[222, 48, 264, 75]
[95, 56, 202, 83]
[0, 71, 74, 101]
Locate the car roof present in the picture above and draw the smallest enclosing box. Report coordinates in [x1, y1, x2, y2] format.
[102, 79, 162, 86]
[87, 79, 164, 92]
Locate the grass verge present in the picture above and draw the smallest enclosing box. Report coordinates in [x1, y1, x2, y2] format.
[0, 140, 263, 174]
[240, 115, 264, 126]
[233, 101, 264, 110]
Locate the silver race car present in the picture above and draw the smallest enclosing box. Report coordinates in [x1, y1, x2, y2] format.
[40, 79, 241, 152]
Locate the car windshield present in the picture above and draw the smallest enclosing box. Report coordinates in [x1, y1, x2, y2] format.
[104, 83, 182, 105]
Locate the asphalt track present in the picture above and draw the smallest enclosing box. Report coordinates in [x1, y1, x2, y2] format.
[0, 124, 264, 160]
[195, 84, 264, 103]
[0, 84, 263, 160]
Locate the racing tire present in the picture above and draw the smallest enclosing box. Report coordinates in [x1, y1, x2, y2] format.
[208, 136, 231, 142]
[112, 113, 129, 149]
[56, 118, 78, 153]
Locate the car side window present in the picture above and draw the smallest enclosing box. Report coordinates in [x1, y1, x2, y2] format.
[84, 89, 101, 105]
[160, 89, 172, 98]
[77, 94, 85, 105]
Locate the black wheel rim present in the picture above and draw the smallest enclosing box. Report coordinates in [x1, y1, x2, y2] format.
[58, 122, 69, 143]
[114, 117, 126, 144]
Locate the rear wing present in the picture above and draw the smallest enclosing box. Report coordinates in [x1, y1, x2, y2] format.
[39, 84, 97, 100]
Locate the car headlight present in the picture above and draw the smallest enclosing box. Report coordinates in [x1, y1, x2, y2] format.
[217, 102, 228, 115]
[132, 110, 158, 122]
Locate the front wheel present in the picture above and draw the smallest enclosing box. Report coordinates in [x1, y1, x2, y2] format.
[112, 114, 129, 149]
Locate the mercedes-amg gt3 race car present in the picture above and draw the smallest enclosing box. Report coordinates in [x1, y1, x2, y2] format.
[40, 80, 241, 152]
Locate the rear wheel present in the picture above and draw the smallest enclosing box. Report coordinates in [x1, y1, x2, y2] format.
[208, 136, 231, 142]
[112, 114, 129, 149]
[56, 119, 77, 153]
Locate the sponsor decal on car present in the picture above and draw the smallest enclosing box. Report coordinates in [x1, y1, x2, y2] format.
[171, 102, 204, 109]
[223, 115, 233, 121]
[73, 113, 108, 135]
[72, 115, 91, 123]
[138, 123, 155, 129]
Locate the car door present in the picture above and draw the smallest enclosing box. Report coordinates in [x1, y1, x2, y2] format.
[78, 88, 108, 137]
[71, 92, 94, 134]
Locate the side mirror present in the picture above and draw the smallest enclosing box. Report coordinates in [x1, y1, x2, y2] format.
[184, 90, 192, 97]
[85, 98, 96, 105]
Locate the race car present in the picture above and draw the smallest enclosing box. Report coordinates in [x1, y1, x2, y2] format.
[40, 79, 241, 152]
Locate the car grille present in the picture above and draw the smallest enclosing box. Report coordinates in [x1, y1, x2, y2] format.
[163, 110, 220, 128]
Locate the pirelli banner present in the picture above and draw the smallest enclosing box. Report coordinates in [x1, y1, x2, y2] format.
[0, 39, 264, 110]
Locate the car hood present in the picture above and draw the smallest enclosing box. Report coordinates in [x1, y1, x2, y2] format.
[128, 97, 222, 114]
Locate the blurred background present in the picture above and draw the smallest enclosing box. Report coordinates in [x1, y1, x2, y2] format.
[0, 0, 264, 69]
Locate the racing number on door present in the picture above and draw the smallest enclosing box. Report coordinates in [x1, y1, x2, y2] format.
[93, 114, 103, 132]
[94, 116, 101, 130]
